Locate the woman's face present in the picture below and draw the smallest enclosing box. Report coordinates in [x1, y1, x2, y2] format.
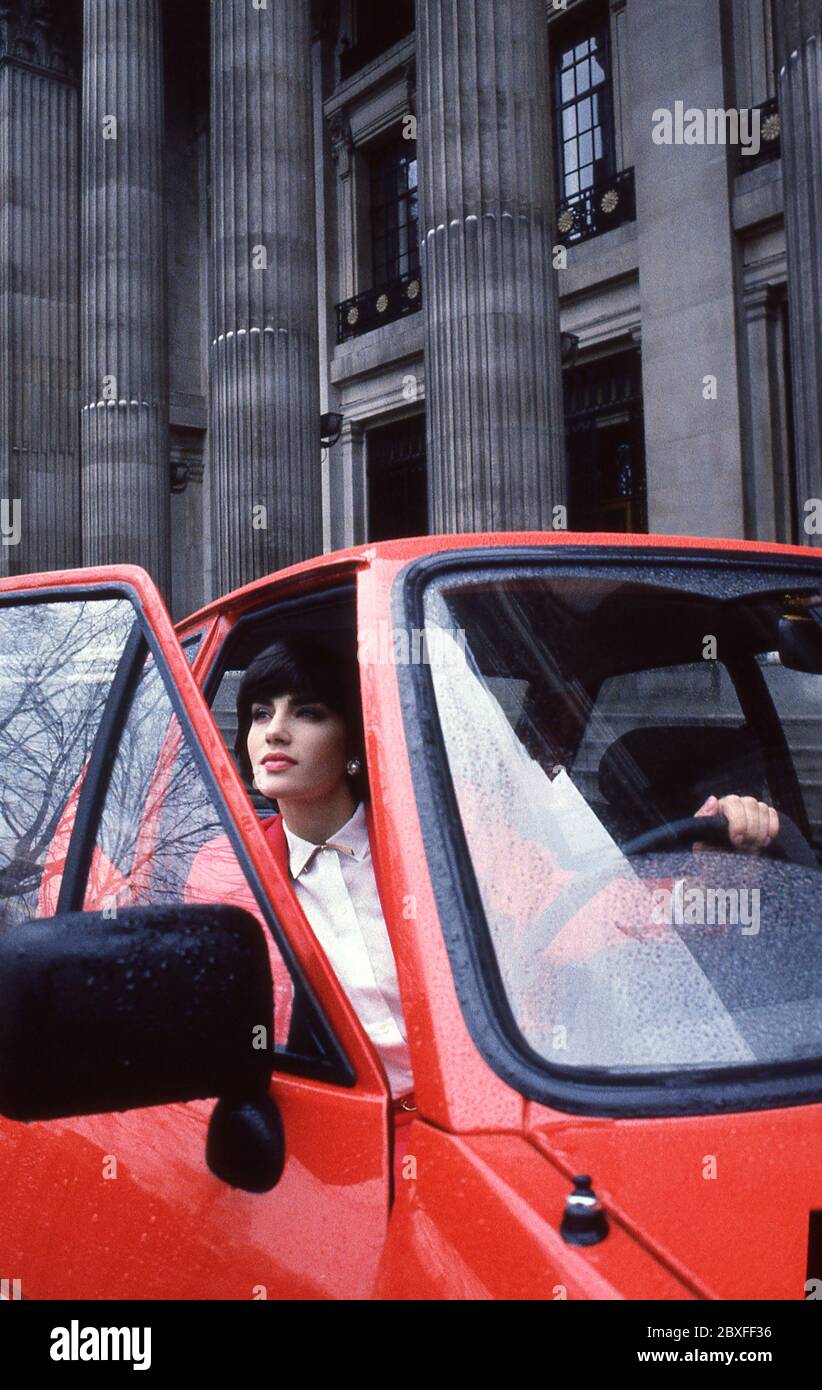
[246, 690, 350, 803]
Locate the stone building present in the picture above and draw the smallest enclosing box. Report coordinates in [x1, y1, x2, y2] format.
[0, 0, 819, 618]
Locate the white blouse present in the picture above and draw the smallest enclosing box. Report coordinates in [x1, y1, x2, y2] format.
[282, 801, 414, 1097]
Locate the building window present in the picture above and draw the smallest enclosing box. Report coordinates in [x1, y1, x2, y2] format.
[339, 0, 415, 83]
[336, 134, 421, 343]
[552, 8, 635, 244]
[370, 136, 419, 287]
[564, 350, 647, 533]
[556, 20, 611, 203]
[367, 415, 427, 542]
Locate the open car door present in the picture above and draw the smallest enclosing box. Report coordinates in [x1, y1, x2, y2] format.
[0, 566, 394, 1299]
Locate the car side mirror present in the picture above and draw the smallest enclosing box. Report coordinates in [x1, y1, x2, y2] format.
[0, 903, 274, 1122]
[778, 613, 822, 673]
[0, 902, 286, 1192]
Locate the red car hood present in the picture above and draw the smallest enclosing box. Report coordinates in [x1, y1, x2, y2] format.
[526, 1100, 822, 1299]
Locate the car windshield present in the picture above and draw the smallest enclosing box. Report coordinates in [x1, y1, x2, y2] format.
[420, 562, 822, 1077]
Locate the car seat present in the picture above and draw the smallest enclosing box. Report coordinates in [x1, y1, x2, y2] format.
[595, 723, 768, 844]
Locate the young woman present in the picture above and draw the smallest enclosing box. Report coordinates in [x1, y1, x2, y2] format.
[232, 637, 414, 1108]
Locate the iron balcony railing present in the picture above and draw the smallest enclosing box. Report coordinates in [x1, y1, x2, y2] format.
[336, 269, 422, 344]
[738, 95, 781, 172]
[556, 166, 636, 247]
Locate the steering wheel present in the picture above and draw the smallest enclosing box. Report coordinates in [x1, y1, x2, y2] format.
[622, 811, 819, 867]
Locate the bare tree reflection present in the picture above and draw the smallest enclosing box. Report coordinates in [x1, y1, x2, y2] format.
[0, 599, 135, 930]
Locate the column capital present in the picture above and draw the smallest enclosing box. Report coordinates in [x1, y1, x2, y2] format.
[0, 0, 78, 82]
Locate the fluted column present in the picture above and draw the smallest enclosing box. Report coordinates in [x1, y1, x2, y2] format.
[416, 0, 566, 533]
[80, 0, 170, 594]
[0, 1, 80, 577]
[774, 0, 822, 543]
[209, 0, 322, 593]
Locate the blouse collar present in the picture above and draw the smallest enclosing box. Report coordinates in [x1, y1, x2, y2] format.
[282, 800, 369, 878]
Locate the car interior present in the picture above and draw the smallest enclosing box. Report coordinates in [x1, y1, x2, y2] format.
[439, 576, 822, 866]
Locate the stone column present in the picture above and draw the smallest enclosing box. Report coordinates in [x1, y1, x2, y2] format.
[415, 0, 566, 533]
[80, 0, 170, 595]
[209, 0, 322, 594]
[0, 0, 80, 576]
[628, 0, 747, 538]
[774, 0, 822, 543]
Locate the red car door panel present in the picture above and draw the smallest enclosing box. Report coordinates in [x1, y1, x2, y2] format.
[0, 566, 394, 1300]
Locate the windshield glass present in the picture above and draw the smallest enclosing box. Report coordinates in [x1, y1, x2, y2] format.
[421, 565, 822, 1076]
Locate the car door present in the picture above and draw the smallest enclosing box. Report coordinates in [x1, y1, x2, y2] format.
[0, 567, 394, 1300]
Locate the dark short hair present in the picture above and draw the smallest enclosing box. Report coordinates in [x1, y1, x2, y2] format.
[234, 637, 368, 802]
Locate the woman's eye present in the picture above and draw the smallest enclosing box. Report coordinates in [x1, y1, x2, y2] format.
[296, 706, 323, 720]
[251, 707, 270, 722]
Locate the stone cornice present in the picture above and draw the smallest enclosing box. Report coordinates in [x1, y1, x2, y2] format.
[323, 32, 415, 121]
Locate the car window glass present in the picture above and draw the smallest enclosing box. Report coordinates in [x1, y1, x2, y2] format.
[79, 654, 303, 1053]
[0, 597, 135, 933]
[420, 571, 822, 1077]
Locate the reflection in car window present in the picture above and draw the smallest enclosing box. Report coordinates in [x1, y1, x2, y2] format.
[80, 656, 299, 1050]
[422, 571, 822, 1077]
[182, 633, 203, 666]
[0, 598, 135, 933]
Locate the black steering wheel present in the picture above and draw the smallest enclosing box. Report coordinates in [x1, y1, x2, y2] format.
[622, 811, 819, 867]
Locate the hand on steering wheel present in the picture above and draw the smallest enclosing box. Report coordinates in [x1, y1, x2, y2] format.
[622, 795, 818, 867]
[693, 794, 778, 852]
[621, 813, 742, 858]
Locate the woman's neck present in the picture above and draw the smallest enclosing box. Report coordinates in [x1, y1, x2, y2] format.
[277, 784, 359, 844]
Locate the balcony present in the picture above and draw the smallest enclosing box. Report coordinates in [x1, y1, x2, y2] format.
[737, 96, 781, 172]
[556, 167, 636, 247]
[336, 270, 422, 344]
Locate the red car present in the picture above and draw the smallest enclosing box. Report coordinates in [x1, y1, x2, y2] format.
[0, 531, 820, 1300]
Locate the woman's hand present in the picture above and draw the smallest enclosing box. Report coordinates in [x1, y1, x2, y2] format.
[694, 793, 779, 852]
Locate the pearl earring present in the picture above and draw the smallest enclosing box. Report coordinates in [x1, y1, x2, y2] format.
[346, 757, 361, 776]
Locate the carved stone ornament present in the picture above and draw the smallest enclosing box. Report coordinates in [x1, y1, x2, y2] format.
[328, 110, 354, 175]
[0, 0, 77, 80]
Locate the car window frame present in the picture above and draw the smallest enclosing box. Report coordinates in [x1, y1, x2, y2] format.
[0, 578, 356, 1089]
[393, 543, 822, 1118]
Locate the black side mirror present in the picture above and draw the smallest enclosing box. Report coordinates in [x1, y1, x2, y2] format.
[778, 613, 822, 673]
[0, 904, 274, 1123]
